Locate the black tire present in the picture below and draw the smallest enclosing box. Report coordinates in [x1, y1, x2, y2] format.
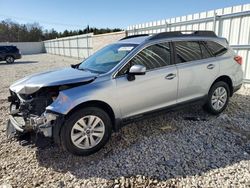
[60, 107, 112, 156]
[5, 56, 15, 64]
[203, 81, 230, 115]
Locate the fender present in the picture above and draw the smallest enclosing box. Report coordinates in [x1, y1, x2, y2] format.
[46, 78, 122, 120]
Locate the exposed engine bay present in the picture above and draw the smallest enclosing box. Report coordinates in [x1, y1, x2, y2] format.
[8, 86, 59, 138]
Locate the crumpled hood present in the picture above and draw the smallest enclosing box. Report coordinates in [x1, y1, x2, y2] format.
[10, 67, 98, 94]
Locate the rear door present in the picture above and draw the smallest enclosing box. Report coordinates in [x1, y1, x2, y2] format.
[173, 40, 219, 103]
[115, 42, 178, 118]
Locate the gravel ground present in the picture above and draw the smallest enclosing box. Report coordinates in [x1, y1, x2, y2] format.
[0, 54, 250, 188]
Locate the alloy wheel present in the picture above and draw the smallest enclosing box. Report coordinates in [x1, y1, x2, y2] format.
[211, 87, 228, 111]
[6, 56, 14, 63]
[70, 115, 105, 149]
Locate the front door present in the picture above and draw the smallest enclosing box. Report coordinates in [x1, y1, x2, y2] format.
[115, 42, 178, 118]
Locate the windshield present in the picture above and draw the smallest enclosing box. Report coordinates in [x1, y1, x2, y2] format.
[78, 43, 138, 73]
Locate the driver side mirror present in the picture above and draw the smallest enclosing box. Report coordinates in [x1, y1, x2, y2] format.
[127, 65, 146, 81]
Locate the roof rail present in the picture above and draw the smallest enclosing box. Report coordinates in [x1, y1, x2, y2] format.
[148, 30, 217, 40]
[120, 34, 149, 41]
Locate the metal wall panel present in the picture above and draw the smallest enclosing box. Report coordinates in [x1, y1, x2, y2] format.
[126, 4, 250, 83]
[44, 33, 93, 59]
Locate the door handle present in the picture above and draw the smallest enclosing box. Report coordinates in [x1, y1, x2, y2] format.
[165, 73, 176, 80]
[207, 64, 215, 69]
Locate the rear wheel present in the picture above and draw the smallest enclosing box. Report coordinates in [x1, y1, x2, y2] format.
[6, 56, 14, 64]
[60, 107, 112, 156]
[203, 81, 230, 115]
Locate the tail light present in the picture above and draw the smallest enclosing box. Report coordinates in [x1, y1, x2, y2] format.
[234, 55, 242, 65]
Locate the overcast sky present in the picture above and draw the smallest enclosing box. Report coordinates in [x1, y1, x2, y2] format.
[0, 0, 249, 31]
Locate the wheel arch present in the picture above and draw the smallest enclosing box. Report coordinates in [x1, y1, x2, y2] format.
[210, 75, 233, 96]
[65, 100, 117, 131]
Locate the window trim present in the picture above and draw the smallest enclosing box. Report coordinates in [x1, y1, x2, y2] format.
[114, 41, 174, 78]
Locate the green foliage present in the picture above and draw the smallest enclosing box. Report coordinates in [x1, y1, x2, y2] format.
[0, 20, 123, 42]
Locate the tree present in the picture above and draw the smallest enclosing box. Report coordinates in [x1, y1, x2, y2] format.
[0, 19, 123, 42]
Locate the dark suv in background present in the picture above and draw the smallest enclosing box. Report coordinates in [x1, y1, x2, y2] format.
[0, 46, 21, 63]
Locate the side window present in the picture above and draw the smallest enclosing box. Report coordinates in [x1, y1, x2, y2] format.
[200, 42, 213, 59]
[4, 47, 11, 52]
[175, 41, 202, 63]
[204, 41, 227, 57]
[117, 42, 171, 77]
[130, 42, 171, 70]
[7, 47, 17, 53]
[117, 62, 131, 76]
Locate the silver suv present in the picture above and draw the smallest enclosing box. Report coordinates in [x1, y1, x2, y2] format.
[7, 31, 243, 156]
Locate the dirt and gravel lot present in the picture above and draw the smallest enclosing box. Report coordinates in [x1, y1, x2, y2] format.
[0, 54, 250, 188]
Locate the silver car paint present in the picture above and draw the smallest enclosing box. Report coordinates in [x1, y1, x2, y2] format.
[10, 68, 98, 94]
[176, 57, 219, 103]
[10, 35, 243, 122]
[116, 64, 178, 118]
[46, 75, 122, 118]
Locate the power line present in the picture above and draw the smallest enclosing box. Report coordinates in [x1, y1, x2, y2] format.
[0, 14, 86, 28]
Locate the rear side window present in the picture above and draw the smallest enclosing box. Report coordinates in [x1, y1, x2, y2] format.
[175, 41, 202, 63]
[204, 41, 227, 56]
[175, 41, 214, 63]
[130, 42, 171, 70]
[200, 43, 213, 59]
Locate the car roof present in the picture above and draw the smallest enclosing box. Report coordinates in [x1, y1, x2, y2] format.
[117, 36, 150, 44]
[117, 31, 222, 45]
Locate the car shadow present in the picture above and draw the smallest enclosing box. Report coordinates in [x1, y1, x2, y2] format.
[35, 92, 250, 180]
[0, 61, 38, 65]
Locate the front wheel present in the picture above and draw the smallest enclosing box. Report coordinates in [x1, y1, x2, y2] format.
[203, 81, 230, 115]
[60, 107, 112, 156]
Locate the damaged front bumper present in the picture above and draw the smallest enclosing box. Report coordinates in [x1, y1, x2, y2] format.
[7, 111, 61, 139]
[7, 87, 64, 141]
